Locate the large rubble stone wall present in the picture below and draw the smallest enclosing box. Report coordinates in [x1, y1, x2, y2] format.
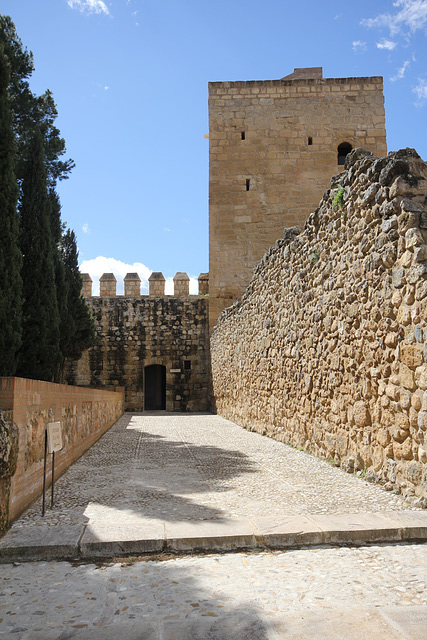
[211, 148, 427, 503]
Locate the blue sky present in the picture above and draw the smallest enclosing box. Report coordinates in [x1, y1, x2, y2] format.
[1, 0, 427, 294]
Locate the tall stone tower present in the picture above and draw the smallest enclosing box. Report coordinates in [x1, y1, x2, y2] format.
[208, 67, 387, 329]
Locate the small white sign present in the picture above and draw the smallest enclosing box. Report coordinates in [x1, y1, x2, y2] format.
[170, 369, 181, 373]
[47, 422, 63, 453]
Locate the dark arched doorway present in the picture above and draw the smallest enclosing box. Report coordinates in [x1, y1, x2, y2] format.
[337, 142, 352, 165]
[144, 365, 166, 410]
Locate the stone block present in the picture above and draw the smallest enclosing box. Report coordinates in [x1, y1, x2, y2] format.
[124, 273, 141, 297]
[416, 364, 427, 389]
[174, 272, 190, 297]
[400, 345, 424, 368]
[399, 363, 416, 390]
[100, 273, 117, 297]
[353, 401, 371, 427]
[149, 272, 165, 297]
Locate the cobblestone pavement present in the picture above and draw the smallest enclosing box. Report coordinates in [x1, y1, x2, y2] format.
[2, 413, 427, 638]
[11, 412, 422, 532]
[1, 543, 426, 639]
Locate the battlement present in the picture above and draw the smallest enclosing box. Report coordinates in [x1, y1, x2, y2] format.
[81, 271, 209, 298]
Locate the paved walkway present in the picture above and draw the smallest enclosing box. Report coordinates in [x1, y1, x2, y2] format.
[1, 413, 426, 561]
[1, 413, 427, 639]
[1, 544, 426, 639]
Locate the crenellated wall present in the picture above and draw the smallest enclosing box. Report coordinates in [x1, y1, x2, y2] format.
[65, 272, 210, 412]
[81, 271, 209, 298]
[211, 148, 427, 503]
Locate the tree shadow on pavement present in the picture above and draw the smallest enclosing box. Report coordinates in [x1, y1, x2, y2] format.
[15, 412, 259, 526]
[1, 553, 274, 640]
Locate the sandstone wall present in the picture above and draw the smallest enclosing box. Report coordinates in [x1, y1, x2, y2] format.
[208, 69, 387, 329]
[65, 296, 210, 412]
[211, 148, 427, 503]
[0, 377, 124, 528]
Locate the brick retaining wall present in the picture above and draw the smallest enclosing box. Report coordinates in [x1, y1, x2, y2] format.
[0, 377, 124, 528]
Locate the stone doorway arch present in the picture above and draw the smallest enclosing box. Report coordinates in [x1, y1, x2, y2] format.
[144, 365, 166, 410]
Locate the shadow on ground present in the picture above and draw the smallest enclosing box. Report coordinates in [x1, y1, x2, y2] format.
[22, 412, 258, 526]
[1, 555, 273, 640]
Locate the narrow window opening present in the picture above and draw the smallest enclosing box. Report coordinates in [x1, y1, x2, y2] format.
[241, 131, 246, 140]
[337, 142, 352, 165]
[246, 179, 250, 191]
[184, 360, 191, 370]
[308, 136, 313, 145]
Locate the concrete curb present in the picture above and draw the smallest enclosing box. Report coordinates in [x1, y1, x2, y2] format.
[1, 511, 426, 563]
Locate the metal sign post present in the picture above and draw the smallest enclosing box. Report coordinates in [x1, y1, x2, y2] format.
[41, 422, 64, 516]
[42, 430, 48, 517]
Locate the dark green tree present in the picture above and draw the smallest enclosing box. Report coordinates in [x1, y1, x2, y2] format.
[49, 188, 68, 378]
[16, 128, 61, 380]
[1, 15, 92, 382]
[60, 229, 95, 364]
[0, 14, 74, 187]
[0, 42, 21, 375]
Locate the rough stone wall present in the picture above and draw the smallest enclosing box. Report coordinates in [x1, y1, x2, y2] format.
[209, 69, 387, 329]
[65, 296, 210, 412]
[0, 412, 18, 533]
[0, 377, 124, 529]
[211, 148, 427, 503]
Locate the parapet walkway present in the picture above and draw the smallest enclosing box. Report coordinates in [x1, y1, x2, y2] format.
[1, 413, 426, 562]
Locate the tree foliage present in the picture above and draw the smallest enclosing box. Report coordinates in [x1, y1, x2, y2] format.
[0, 14, 95, 381]
[16, 129, 61, 380]
[0, 14, 75, 187]
[0, 42, 22, 375]
[60, 229, 96, 361]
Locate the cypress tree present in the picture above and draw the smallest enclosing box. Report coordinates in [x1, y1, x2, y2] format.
[0, 15, 74, 188]
[49, 189, 68, 380]
[0, 42, 22, 375]
[60, 229, 95, 364]
[16, 128, 61, 381]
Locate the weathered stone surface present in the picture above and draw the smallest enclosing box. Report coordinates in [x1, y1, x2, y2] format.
[400, 345, 424, 369]
[209, 73, 387, 328]
[354, 402, 371, 427]
[0, 413, 19, 533]
[65, 297, 210, 412]
[400, 363, 416, 390]
[211, 149, 427, 500]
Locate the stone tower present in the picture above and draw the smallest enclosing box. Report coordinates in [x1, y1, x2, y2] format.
[208, 67, 387, 328]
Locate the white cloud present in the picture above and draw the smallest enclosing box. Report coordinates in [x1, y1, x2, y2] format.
[82, 223, 90, 234]
[391, 59, 411, 80]
[413, 77, 427, 103]
[104, 86, 110, 91]
[67, 0, 111, 17]
[352, 40, 367, 52]
[79, 256, 199, 296]
[376, 38, 398, 50]
[361, 0, 427, 36]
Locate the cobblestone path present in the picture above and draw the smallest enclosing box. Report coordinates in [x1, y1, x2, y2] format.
[1, 413, 426, 639]
[12, 412, 421, 531]
[1, 544, 426, 639]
